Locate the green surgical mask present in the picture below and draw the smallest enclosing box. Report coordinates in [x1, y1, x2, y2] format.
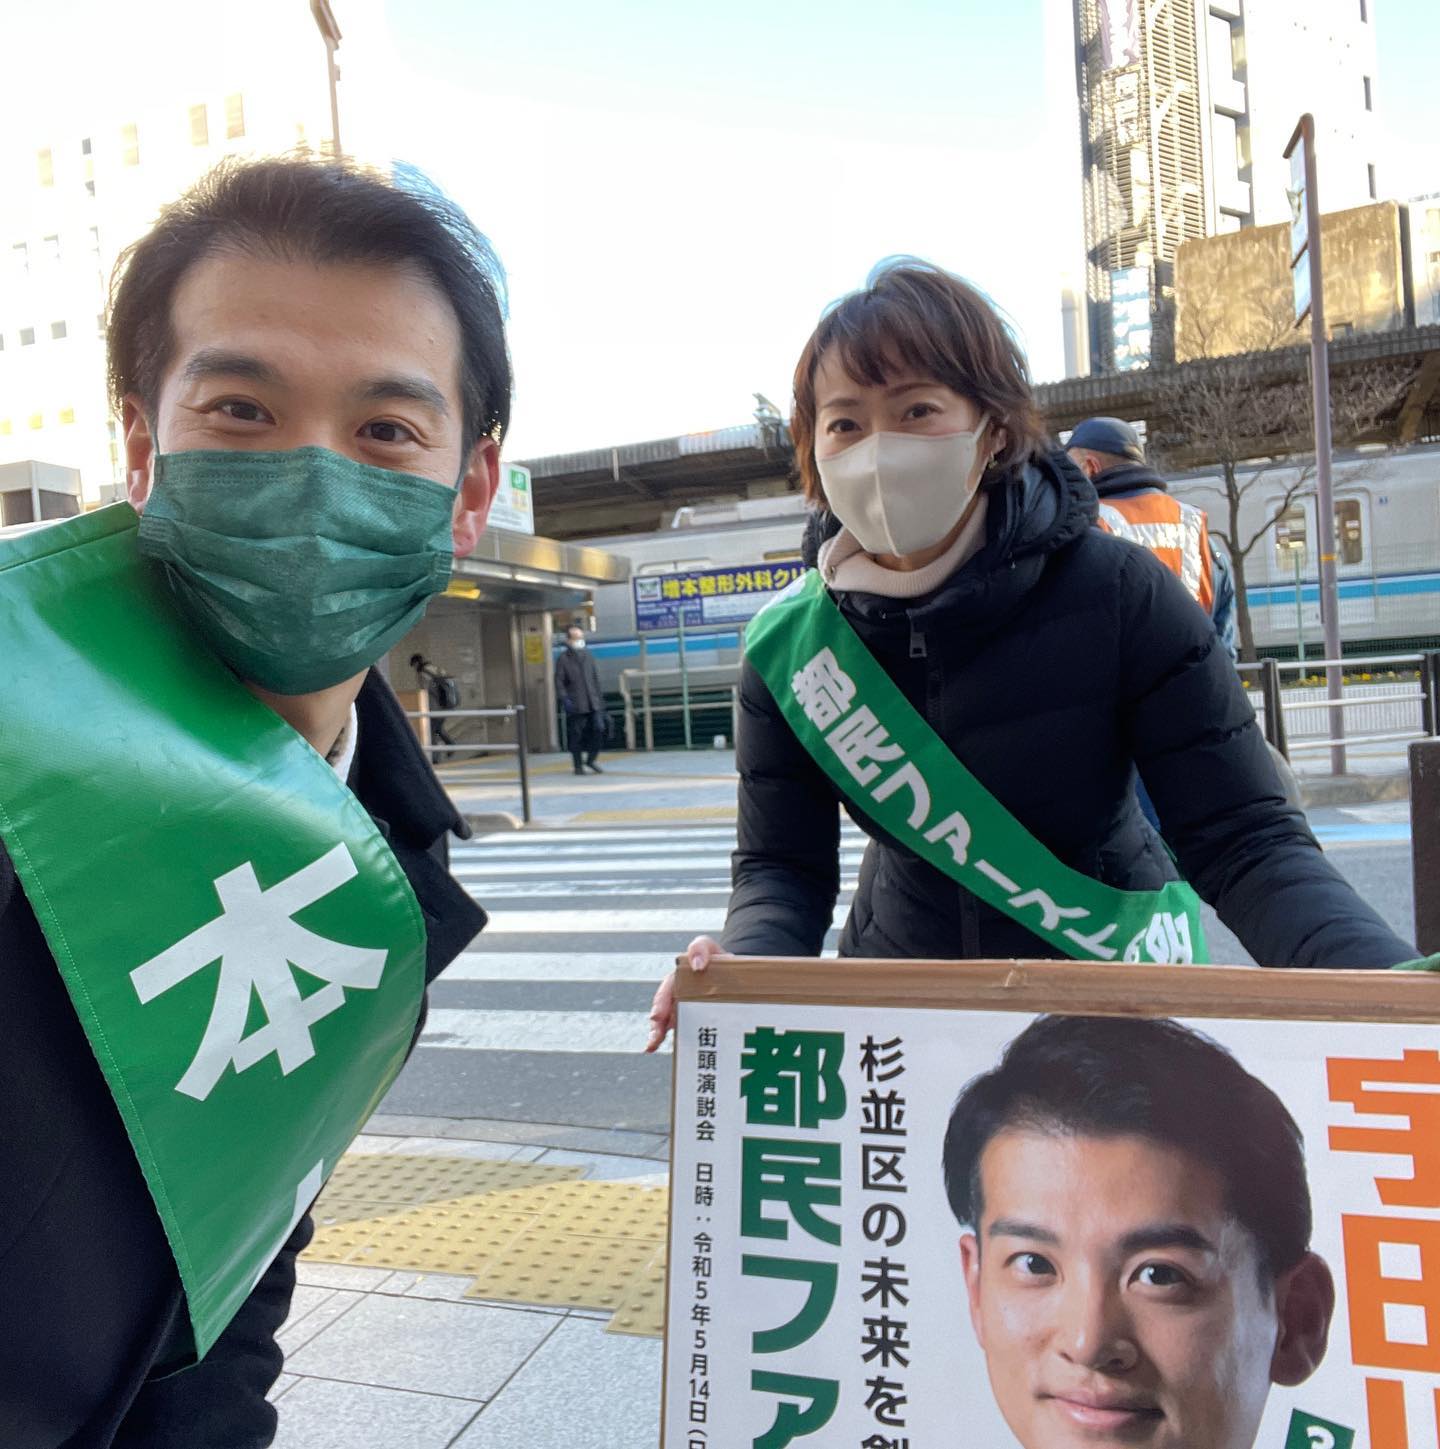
[137, 446, 456, 694]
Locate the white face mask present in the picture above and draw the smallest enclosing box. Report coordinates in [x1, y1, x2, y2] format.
[568, 636, 586, 650]
[816, 420, 990, 558]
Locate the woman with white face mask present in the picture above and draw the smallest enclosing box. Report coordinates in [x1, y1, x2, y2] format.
[645, 260, 1420, 1047]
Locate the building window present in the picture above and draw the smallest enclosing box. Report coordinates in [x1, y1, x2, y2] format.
[89, 225, 101, 257]
[121, 122, 140, 166]
[1363, 75, 1372, 110]
[190, 103, 209, 147]
[59, 407, 76, 425]
[28, 413, 43, 431]
[0, 419, 10, 436]
[1368, 163, 1377, 199]
[1359, 0, 1367, 19]
[81, 136, 92, 155]
[19, 327, 35, 347]
[51, 320, 67, 340]
[10, 242, 28, 277]
[85, 180, 96, 198]
[44, 233, 60, 261]
[1331, 321, 1354, 338]
[37, 148, 53, 186]
[225, 93, 245, 139]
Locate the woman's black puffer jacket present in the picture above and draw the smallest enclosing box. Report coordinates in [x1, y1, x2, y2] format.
[721, 451, 1415, 968]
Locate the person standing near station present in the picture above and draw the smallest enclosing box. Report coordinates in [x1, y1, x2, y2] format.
[555, 622, 607, 775]
[0, 155, 506, 1446]
[1066, 416, 1237, 662]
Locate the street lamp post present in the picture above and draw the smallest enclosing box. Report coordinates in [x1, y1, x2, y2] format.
[310, 0, 343, 158]
[1284, 114, 1345, 775]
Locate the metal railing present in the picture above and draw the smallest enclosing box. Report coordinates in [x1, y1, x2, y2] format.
[1413, 739, 1440, 954]
[1240, 652, 1440, 764]
[617, 672, 739, 752]
[404, 704, 531, 824]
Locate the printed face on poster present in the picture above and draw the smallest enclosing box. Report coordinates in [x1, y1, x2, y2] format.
[664, 963, 1440, 1449]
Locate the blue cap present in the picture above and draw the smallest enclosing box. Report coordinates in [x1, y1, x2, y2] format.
[1068, 417, 1145, 463]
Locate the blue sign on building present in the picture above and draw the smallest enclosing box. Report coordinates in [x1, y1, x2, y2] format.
[633, 562, 806, 633]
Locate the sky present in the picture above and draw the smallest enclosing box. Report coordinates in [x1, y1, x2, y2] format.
[342, 0, 1440, 460]
[8, 0, 1439, 462]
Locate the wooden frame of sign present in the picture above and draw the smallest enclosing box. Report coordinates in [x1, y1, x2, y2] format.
[673, 956, 1440, 1021]
[662, 958, 1440, 1449]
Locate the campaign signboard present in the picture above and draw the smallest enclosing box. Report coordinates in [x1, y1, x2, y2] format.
[634, 563, 807, 634]
[664, 959, 1440, 1449]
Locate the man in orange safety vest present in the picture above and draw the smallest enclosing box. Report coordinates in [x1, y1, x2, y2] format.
[1067, 416, 1237, 660]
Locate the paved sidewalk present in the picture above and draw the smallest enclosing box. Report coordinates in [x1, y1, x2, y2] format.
[271, 1117, 668, 1448]
[437, 737, 1419, 828]
[439, 747, 742, 830]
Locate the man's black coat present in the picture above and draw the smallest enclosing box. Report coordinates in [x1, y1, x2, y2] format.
[727, 452, 1414, 967]
[0, 671, 485, 1448]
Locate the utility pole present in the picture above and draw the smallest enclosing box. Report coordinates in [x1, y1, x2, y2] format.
[310, 0, 343, 158]
[1284, 114, 1345, 774]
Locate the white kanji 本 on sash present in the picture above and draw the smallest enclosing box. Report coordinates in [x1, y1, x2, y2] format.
[792, 648, 856, 729]
[130, 844, 388, 1101]
[825, 706, 903, 786]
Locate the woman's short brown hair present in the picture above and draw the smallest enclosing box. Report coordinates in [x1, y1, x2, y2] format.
[790, 258, 1051, 502]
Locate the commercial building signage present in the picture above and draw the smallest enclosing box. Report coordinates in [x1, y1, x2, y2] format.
[633, 562, 806, 633]
[488, 463, 535, 535]
[664, 959, 1440, 1447]
[1110, 266, 1152, 371]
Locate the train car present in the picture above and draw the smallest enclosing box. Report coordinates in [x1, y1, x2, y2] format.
[1169, 443, 1440, 655]
[574, 443, 1440, 691]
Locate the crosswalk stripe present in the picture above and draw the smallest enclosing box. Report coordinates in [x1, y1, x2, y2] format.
[452, 827, 870, 852]
[478, 905, 849, 933]
[469, 880, 859, 900]
[450, 853, 865, 878]
[420, 1007, 668, 1054]
[443, 953, 677, 983]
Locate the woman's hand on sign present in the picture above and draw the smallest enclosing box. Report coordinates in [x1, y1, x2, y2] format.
[644, 936, 728, 1052]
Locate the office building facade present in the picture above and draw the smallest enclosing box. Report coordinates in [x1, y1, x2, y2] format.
[1073, 0, 1380, 371]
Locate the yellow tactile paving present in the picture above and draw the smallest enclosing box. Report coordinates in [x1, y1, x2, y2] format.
[301, 1154, 671, 1338]
[321, 1154, 580, 1204]
[605, 1249, 668, 1339]
[466, 1231, 655, 1308]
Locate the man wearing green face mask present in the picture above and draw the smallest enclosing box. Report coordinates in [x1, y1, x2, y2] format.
[0, 157, 511, 1448]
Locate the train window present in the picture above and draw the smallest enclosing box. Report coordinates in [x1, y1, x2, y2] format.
[1274, 503, 1308, 568]
[1335, 498, 1364, 564]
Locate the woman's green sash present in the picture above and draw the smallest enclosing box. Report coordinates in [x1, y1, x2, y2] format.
[0, 508, 429, 1358]
[744, 570, 1209, 964]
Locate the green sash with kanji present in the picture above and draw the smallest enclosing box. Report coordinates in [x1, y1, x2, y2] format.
[745, 569, 1210, 964]
[0, 507, 429, 1358]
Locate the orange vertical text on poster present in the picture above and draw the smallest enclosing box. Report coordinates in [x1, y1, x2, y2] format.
[1327, 1049, 1440, 1447]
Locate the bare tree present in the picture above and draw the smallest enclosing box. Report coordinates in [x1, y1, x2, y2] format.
[1151, 353, 1413, 660]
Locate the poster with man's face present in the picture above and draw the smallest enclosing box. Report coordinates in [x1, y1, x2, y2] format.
[663, 965, 1440, 1449]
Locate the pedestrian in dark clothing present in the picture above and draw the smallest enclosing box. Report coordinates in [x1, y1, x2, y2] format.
[555, 623, 607, 774]
[0, 155, 506, 1446]
[410, 652, 461, 762]
[648, 259, 1422, 1046]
